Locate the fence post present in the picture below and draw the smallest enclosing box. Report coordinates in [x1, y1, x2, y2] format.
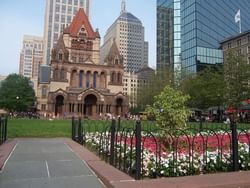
[78, 118, 83, 145]
[110, 119, 116, 166]
[4, 117, 7, 142]
[135, 120, 141, 180]
[117, 116, 121, 131]
[230, 119, 239, 171]
[0, 117, 2, 144]
[71, 116, 75, 141]
[199, 118, 203, 131]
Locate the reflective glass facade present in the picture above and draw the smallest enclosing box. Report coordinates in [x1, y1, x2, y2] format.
[157, 0, 181, 72]
[157, 0, 250, 73]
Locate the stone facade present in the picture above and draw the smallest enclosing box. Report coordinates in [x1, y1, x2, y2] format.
[37, 8, 128, 118]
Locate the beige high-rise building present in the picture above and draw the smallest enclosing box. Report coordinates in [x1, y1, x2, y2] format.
[101, 0, 148, 73]
[19, 35, 43, 79]
[43, 0, 90, 65]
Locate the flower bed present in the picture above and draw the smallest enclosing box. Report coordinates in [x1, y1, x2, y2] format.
[84, 130, 250, 178]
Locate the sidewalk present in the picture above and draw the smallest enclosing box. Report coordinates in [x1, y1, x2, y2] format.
[2, 138, 250, 188]
[0, 138, 105, 188]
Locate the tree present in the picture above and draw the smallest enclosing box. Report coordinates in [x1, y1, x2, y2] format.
[181, 66, 225, 110]
[224, 50, 250, 109]
[0, 74, 36, 112]
[137, 65, 174, 110]
[146, 85, 190, 131]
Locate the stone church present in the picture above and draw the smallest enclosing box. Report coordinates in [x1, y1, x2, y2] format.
[37, 8, 128, 118]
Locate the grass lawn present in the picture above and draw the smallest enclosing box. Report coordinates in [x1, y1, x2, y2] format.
[8, 118, 71, 138]
[6, 118, 250, 138]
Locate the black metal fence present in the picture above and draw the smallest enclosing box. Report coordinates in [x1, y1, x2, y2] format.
[71, 118, 250, 180]
[0, 116, 8, 145]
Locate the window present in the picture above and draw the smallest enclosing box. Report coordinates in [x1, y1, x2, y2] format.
[62, 5, 66, 13]
[248, 57, 250, 64]
[72, 56, 76, 62]
[55, 14, 59, 22]
[237, 39, 241, 46]
[67, 15, 71, 23]
[248, 46, 250, 54]
[61, 15, 65, 23]
[42, 87, 47, 98]
[238, 49, 242, 55]
[59, 53, 63, 60]
[80, 0, 84, 6]
[74, 7, 78, 14]
[56, 4, 60, 12]
[227, 43, 231, 49]
[54, 68, 58, 80]
[41, 104, 46, 111]
[68, 6, 72, 14]
[61, 68, 65, 80]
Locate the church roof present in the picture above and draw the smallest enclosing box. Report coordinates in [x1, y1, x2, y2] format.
[105, 39, 123, 65]
[64, 8, 99, 38]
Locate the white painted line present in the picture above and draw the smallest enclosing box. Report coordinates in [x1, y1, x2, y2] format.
[0, 141, 18, 173]
[64, 143, 98, 176]
[45, 161, 50, 178]
[64, 142, 107, 187]
[58, 159, 73, 162]
[98, 178, 108, 188]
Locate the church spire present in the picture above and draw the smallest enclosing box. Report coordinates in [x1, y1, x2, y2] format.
[121, 0, 126, 14]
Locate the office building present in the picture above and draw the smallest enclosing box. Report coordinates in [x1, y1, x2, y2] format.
[19, 35, 43, 78]
[157, 0, 250, 74]
[123, 67, 155, 107]
[43, 0, 90, 65]
[101, 0, 148, 73]
[221, 30, 250, 64]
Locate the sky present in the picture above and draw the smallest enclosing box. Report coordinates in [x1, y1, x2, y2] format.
[0, 0, 156, 76]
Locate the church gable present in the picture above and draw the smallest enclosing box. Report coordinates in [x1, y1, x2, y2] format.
[105, 39, 123, 67]
[51, 35, 69, 62]
[64, 8, 99, 39]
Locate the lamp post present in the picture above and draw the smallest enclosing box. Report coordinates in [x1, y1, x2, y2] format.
[16, 96, 19, 112]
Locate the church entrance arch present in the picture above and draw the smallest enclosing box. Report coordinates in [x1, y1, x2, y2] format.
[116, 98, 123, 116]
[55, 95, 64, 117]
[84, 94, 97, 117]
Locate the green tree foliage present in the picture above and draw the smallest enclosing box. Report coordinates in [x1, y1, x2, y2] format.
[146, 85, 190, 131]
[223, 50, 250, 109]
[137, 66, 173, 110]
[181, 66, 225, 110]
[0, 74, 36, 112]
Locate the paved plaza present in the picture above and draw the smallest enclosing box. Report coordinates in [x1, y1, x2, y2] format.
[0, 139, 105, 188]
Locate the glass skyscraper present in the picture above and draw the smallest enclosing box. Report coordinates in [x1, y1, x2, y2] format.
[157, 0, 250, 74]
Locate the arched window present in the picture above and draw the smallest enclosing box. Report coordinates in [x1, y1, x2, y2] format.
[59, 53, 63, 60]
[54, 68, 58, 80]
[93, 72, 97, 88]
[111, 72, 115, 83]
[79, 70, 83, 88]
[117, 72, 122, 84]
[100, 72, 106, 88]
[42, 86, 47, 98]
[61, 68, 65, 80]
[86, 71, 90, 88]
[71, 70, 78, 87]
